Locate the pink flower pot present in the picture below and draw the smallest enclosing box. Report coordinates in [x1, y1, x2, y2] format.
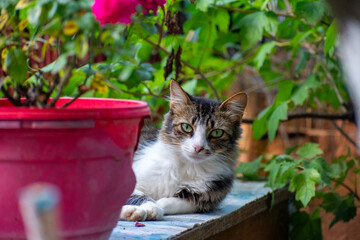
[0, 98, 150, 239]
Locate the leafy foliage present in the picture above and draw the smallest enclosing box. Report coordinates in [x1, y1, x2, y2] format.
[237, 143, 359, 237]
[1, 0, 357, 238]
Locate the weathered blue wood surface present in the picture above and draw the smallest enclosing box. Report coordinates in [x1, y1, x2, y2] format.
[110, 180, 273, 240]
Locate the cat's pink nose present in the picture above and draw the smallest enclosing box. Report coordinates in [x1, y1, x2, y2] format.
[193, 145, 204, 153]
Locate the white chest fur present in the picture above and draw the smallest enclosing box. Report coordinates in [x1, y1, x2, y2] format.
[132, 140, 232, 200]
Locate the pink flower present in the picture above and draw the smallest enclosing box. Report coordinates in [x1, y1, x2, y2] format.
[139, 0, 166, 13]
[92, 0, 166, 25]
[92, 0, 139, 25]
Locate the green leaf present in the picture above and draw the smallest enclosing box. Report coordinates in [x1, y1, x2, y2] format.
[27, 5, 42, 27]
[5, 48, 28, 83]
[303, 157, 332, 187]
[254, 41, 276, 70]
[76, 12, 95, 32]
[183, 12, 217, 50]
[213, 8, 230, 33]
[296, 143, 323, 159]
[295, 1, 328, 25]
[119, 64, 134, 81]
[63, 69, 84, 96]
[195, 0, 214, 12]
[330, 156, 354, 183]
[274, 80, 295, 105]
[265, 155, 296, 189]
[140, 22, 158, 35]
[181, 79, 197, 95]
[305, 73, 322, 88]
[324, 21, 338, 56]
[290, 209, 322, 240]
[291, 84, 308, 105]
[290, 29, 313, 49]
[329, 194, 357, 228]
[51, 54, 67, 74]
[75, 34, 89, 58]
[285, 145, 298, 155]
[295, 49, 310, 74]
[263, 11, 278, 35]
[321, 192, 342, 213]
[291, 73, 320, 105]
[236, 156, 263, 180]
[268, 102, 288, 142]
[289, 169, 321, 206]
[134, 68, 152, 81]
[252, 105, 273, 140]
[265, 160, 282, 188]
[234, 11, 278, 48]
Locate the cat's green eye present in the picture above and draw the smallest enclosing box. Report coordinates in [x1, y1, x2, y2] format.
[181, 123, 193, 133]
[210, 129, 224, 138]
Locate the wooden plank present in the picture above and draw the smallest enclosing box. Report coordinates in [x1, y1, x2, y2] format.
[207, 200, 289, 240]
[110, 181, 292, 240]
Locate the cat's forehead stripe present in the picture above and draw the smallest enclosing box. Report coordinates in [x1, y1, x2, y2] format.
[194, 103, 217, 125]
[191, 117, 197, 125]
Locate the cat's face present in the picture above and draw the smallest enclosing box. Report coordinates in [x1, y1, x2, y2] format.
[160, 81, 247, 164]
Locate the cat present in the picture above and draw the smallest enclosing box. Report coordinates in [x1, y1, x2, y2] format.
[120, 80, 247, 221]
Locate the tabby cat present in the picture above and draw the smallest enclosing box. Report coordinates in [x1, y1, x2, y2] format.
[120, 80, 247, 221]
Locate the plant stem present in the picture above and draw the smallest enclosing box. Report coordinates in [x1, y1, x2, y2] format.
[1, 86, 22, 106]
[333, 180, 360, 201]
[145, 39, 220, 100]
[157, 7, 166, 46]
[60, 92, 85, 109]
[47, 61, 75, 108]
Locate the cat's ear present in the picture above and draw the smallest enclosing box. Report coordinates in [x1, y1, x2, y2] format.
[170, 80, 191, 108]
[219, 93, 247, 119]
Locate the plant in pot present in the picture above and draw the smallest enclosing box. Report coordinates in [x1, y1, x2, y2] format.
[0, 0, 165, 239]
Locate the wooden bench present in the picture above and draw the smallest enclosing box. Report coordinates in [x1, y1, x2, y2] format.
[110, 180, 292, 240]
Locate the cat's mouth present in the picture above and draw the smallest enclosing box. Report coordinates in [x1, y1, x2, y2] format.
[184, 152, 208, 163]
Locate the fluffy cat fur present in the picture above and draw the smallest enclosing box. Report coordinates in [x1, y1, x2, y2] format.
[120, 80, 247, 221]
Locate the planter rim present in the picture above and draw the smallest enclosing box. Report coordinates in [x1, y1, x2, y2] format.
[0, 97, 150, 120]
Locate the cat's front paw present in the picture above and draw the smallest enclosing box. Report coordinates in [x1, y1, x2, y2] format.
[120, 205, 147, 221]
[120, 203, 164, 221]
[141, 202, 164, 220]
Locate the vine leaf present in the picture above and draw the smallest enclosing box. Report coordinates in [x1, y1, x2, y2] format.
[234, 12, 278, 47]
[295, 1, 328, 25]
[254, 41, 276, 70]
[322, 192, 357, 228]
[252, 105, 273, 140]
[268, 102, 288, 142]
[324, 21, 338, 56]
[296, 143, 323, 159]
[235, 156, 263, 180]
[289, 169, 321, 207]
[5, 48, 27, 83]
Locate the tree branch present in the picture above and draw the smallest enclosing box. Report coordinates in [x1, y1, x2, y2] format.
[145, 39, 220, 100]
[333, 179, 360, 201]
[242, 111, 355, 124]
[331, 120, 360, 151]
[105, 80, 166, 99]
[218, 6, 295, 18]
